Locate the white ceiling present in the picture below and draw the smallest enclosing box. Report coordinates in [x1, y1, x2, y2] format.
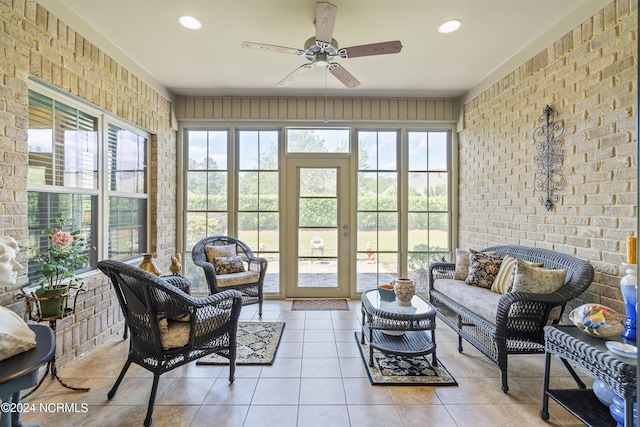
[39, 0, 608, 100]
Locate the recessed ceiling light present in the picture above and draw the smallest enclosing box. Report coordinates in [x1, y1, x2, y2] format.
[438, 19, 462, 34]
[178, 15, 202, 30]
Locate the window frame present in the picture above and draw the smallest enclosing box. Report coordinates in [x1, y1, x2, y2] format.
[27, 79, 151, 279]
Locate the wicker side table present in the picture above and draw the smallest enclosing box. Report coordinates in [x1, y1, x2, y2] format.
[540, 325, 637, 427]
[360, 290, 437, 367]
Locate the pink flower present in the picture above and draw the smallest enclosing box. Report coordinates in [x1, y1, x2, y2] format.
[51, 231, 72, 247]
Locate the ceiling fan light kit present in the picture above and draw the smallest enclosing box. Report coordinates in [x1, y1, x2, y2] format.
[241, 1, 403, 88]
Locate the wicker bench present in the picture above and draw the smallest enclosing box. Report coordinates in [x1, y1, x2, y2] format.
[428, 245, 594, 393]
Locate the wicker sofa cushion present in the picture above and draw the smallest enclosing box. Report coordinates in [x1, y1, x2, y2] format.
[433, 278, 502, 323]
[454, 248, 497, 281]
[491, 256, 545, 294]
[216, 271, 260, 287]
[511, 260, 566, 294]
[465, 249, 503, 289]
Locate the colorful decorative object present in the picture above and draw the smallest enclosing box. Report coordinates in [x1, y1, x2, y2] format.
[619, 262, 637, 341]
[393, 278, 415, 306]
[569, 304, 625, 338]
[377, 284, 395, 302]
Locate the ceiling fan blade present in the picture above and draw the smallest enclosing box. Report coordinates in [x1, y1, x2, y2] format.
[277, 63, 314, 87]
[328, 63, 360, 88]
[241, 42, 304, 56]
[315, 2, 337, 44]
[337, 40, 403, 59]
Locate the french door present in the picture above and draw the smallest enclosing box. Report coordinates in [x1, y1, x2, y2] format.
[284, 157, 351, 298]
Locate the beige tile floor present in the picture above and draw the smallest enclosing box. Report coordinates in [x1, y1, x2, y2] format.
[20, 299, 593, 427]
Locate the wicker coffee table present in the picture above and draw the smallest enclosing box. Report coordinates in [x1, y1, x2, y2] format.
[360, 289, 437, 367]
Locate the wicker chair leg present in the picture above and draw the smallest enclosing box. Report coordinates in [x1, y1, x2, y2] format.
[499, 355, 509, 393]
[108, 360, 132, 400]
[144, 374, 161, 427]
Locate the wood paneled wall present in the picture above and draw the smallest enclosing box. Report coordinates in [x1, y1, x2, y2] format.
[176, 96, 459, 122]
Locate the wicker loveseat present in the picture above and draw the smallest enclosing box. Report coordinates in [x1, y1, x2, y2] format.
[428, 245, 594, 393]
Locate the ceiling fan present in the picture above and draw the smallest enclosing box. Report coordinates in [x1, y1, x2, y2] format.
[241, 2, 402, 88]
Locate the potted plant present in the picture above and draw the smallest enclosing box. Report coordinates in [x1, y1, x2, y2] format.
[28, 213, 91, 318]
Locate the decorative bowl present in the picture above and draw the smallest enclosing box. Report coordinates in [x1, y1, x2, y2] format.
[378, 284, 396, 302]
[569, 304, 625, 338]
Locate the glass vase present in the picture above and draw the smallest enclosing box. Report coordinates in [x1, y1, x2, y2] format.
[620, 263, 637, 341]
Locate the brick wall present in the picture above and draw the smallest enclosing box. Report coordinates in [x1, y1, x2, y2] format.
[458, 0, 637, 314]
[0, 1, 176, 366]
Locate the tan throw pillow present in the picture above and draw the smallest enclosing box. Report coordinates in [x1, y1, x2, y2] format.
[212, 256, 246, 275]
[453, 248, 470, 280]
[205, 244, 237, 263]
[465, 249, 502, 289]
[510, 261, 566, 294]
[491, 255, 517, 294]
[491, 257, 545, 294]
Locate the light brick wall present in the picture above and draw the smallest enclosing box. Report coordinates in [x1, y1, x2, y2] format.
[0, 1, 176, 366]
[458, 0, 637, 315]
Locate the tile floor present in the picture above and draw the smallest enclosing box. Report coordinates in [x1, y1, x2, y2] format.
[20, 299, 592, 426]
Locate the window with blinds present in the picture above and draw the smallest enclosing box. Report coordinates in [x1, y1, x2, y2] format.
[27, 88, 149, 283]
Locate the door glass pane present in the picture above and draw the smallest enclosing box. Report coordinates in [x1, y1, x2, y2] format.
[297, 167, 338, 288]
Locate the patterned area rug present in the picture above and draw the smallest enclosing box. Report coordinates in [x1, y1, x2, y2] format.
[355, 332, 457, 386]
[291, 299, 350, 311]
[197, 322, 285, 365]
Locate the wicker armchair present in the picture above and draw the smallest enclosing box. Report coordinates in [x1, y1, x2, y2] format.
[97, 260, 242, 427]
[192, 236, 267, 316]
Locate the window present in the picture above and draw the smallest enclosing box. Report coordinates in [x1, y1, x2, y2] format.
[27, 86, 148, 283]
[356, 131, 399, 291]
[406, 131, 450, 288]
[237, 130, 280, 293]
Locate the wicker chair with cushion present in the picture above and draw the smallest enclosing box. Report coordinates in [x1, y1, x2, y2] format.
[192, 236, 267, 316]
[97, 260, 242, 427]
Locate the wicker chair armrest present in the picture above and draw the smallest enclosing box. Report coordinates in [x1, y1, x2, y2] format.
[247, 257, 267, 273]
[494, 289, 570, 334]
[428, 262, 455, 290]
[161, 275, 191, 294]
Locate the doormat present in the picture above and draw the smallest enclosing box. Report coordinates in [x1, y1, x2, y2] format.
[291, 299, 350, 311]
[355, 332, 457, 386]
[197, 322, 285, 365]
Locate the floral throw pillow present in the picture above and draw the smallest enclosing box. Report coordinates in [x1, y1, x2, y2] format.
[509, 261, 566, 294]
[213, 256, 246, 275]
[465, 249, 502, 289]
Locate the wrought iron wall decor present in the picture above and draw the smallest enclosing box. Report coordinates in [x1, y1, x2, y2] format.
[534, 105, 565, 211]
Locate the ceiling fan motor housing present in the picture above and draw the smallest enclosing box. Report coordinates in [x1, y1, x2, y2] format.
[303, 37, 339, 64]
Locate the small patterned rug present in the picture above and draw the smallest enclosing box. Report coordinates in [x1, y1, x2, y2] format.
[355, 332, 457, 386]
[197, 322, 285, 365]
[291, 299, 350, 311]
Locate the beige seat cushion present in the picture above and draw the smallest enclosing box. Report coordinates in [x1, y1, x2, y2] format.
[216, 271, 260, 287]
[160, 321, 190, 349]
